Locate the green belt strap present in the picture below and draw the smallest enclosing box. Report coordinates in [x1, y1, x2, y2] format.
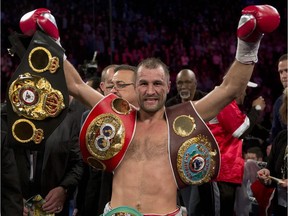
[101, 206, 143, 216]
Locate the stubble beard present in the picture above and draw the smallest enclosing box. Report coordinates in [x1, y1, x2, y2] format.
[140, 96, 166, 114]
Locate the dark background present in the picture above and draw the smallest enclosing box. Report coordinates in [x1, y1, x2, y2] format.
[1, 0, 287, 128]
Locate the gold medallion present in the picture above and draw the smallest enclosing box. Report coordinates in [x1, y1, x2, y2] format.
[12, 119, 44, 144]
[86, 113, 125, 160]
[111, 98, 131, 115]
[173, 115, 196, 137]
[177, 134, 217, 185]
[28, 46, 59, 73]
[9, 73, 65, 120]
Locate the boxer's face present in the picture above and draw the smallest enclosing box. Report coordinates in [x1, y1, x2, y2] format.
[136, 65, 170, 113]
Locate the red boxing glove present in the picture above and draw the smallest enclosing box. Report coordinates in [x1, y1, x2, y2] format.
[20, 8, 59, 41]
[237, 5, 280, 42]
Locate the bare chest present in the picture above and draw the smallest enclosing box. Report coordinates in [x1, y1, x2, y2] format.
[125, 121, 168, 161]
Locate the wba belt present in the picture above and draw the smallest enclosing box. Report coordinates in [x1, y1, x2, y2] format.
[80, 93, 136, 172]
[6, 30, 68, 150]
[166, 101, 220, 188]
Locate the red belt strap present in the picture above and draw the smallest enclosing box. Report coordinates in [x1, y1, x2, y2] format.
[80, 93, 136, 172]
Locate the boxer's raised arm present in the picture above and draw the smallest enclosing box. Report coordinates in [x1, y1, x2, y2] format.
[195, 5, 280, 121]
[19, 8, 104, 109]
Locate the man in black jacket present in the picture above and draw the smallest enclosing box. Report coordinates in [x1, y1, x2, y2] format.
[13, 96, 86, 216]
[1, 103, 23, 216]
[166, 69, 206, 107]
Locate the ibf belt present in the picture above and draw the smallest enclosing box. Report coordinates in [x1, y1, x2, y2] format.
[80, 93, 136, 172]
[165, 102, 220, 188]
[6, 30, 68, 150]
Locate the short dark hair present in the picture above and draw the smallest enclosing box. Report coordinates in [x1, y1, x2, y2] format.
[137, 57, 170, 82]
[114, 64, 137, 83]
[114, 64, 137, 73]
[247, 146, 263, 159]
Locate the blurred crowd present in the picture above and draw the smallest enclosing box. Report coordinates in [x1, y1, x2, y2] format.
[2, 0, 287, 100]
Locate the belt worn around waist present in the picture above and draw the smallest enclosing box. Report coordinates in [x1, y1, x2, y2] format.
[104, 203, 182, 216]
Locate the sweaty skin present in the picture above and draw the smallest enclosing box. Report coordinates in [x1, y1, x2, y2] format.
[64, 59, 254, 213]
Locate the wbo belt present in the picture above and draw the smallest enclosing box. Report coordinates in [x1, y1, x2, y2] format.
[80, 93, 136, 172]
[165, 101, 220, 188]
[6, 30, 68, 150]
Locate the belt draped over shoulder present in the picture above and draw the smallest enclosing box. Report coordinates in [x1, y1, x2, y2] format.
[80, 96, 220, 187]
[79, 93, 136, 172]
[165, 101, 220, 188]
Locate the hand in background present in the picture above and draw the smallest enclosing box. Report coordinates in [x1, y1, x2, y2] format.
[257, 168, 272, 185]
[279, 179, 288, 188]
[252, 96, 266, 111]
[42, 186, 67, 213]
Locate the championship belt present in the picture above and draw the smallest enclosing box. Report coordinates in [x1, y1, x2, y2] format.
[6, 30, 68, 150]
[80, 93, 136, 172]
[102, 206, 143, 216]
[166, 102, 220, 188]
